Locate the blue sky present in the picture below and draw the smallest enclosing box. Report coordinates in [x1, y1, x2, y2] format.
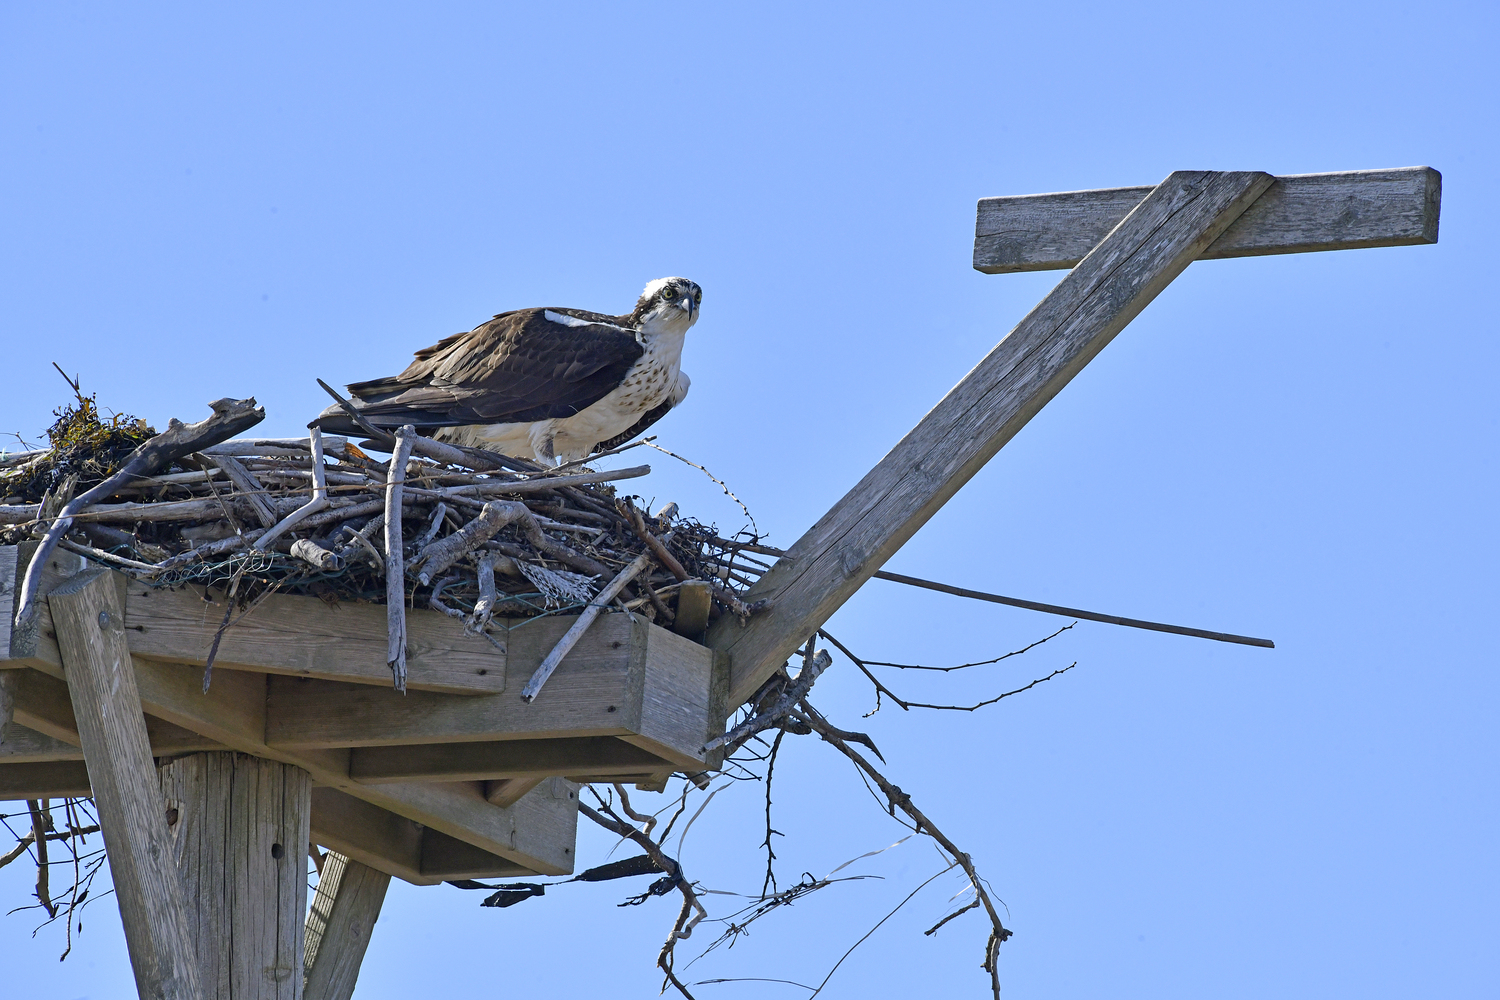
[2, 3, 1496, 997]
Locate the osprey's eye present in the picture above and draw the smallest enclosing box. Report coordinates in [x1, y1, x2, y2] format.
[694, 290, 702, 304]
[662, 288, 678, 301]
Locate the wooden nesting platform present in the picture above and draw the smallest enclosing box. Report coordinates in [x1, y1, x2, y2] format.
[0, 543, 730, 885]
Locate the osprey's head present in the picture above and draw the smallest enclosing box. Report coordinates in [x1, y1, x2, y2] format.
[632, 276, 702, 334]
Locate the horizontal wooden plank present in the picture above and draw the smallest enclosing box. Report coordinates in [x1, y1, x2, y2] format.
[0, 717, 223, 762]
[974, 167, 1441, 273]
[349, 736, 670, 783]
[265, 613, 716, 768]
[309, 787, 536, 885]
[0, 760, 92, 798]
[15, 635, 579, 874]
[122, 579, 506, 695]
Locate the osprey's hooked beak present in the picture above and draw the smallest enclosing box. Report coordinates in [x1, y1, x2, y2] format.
[680, 297, 696, 321]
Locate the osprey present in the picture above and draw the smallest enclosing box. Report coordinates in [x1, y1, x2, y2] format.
[313, 277, 701, 464]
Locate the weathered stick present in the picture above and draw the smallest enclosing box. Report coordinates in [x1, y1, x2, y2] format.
[385, 426, 416, 693]
[14, 396, 265, 629]
[48, 569, 204, 1000]
[622, 501, 755, 618]
[520, 532, 674, 703]
[434, 465, 651, 498]
[207, 454, 278, 528]
[412, 500, 528, 585]
[872, 571, 1275, 648]
[703, 649, 831, 753]
[252, 426, 332, 550]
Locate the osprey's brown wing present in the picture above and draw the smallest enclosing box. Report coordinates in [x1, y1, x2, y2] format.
[316, 308, 644, 434]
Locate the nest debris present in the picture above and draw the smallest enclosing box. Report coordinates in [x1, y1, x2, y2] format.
[1, 391, 774, 648]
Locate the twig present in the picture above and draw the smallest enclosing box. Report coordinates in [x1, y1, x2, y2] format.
[579, 797, 704, 1000]
[14, 396, 265, 628]
[385, 426, 416, 693]
[28, 800, 56, 919]
[253, 426, 331, 549]
[413, 500, 529, 585]
[795, 699, 1012, 996]
[703, 649, 830, 753]
[872, 570, 1275, 648]
[520, 533, 673, 703]
[761, 729, 785, 897]
[642, 440, 758, 534]
[207, 454, 278, 528]
[924, 896, 981, 936]
[550, 435, 657, 472]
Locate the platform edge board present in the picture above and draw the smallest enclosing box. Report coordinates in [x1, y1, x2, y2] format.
[264, 613, 715, 770]
[974, 166, 1442, 273]
[1, 545, 506, 694]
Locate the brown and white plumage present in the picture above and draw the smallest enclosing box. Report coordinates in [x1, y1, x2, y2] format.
[314, 277, 701, 463]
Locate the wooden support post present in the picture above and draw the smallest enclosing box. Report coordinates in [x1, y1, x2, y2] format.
[158, 751, 312, 1000]
[48, 568, 203, 1000]
[708, 170, 1277, 707]
[303, 851, 391, 1000]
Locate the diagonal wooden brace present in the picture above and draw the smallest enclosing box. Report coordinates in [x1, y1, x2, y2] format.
[709, 170, 1277, 707]
[49, 568, 203, 1000]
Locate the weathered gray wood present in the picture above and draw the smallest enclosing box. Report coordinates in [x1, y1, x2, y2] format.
[349, 736, 669, 783]
[265, 613, 715, 768]
[974, 166, 1440, 273]
[710, 170, 1275, 708]
[304, 851, 390, 1000]
[483, 775, 545, 808]
[671, 579, 712, 640]
[122, 577, 506, 695]
[3, 668, 228, 757]
[0, 545, 16, 662]
[158, 752, 311, 1000]
[120, 656, 578, 877]
[48, 568, 203, 1000]
[0, 722, 76, 761]
[307, 787, 538, 883]
[0, 759, 92, 797]
[0, 668, 15, 743]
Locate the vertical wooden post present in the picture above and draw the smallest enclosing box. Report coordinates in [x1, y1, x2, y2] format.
[303, 851, 391, 1000]
[48, 568, 203, 1000]
[158, 752, 312, 1000]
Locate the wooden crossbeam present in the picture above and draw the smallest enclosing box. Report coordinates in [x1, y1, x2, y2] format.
[308, 787, 547, 883]
[304, 851, 391, 1000]
[707, 170, 1277, 706]
[5, 643, 577, 877]
[4, 545, 506, 695]
[262, 614, 724, 769]
[973, 167, 1440, 274]
[348, 736, 672, 783]
[49, 569, 203, 1000]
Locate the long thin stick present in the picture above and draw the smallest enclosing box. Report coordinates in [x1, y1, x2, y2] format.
[385, 426, 416, 693]
[872, 571, 1274, 648]
[521, 531, 674, 703]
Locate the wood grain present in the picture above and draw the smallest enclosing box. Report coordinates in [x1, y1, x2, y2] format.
[123, 579, 506, 695]
[974, 166, 1440, 273]
[709, 170, 1275, 708]
[48, 568, 203, 1000]
[158, 752, 311, 1000]
[265, 613, 715, 768]
[0, 759, 92, 797]
[304, 851, 390, 1000]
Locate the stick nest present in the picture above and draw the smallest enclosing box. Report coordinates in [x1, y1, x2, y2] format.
[1, 393, 768, 631]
